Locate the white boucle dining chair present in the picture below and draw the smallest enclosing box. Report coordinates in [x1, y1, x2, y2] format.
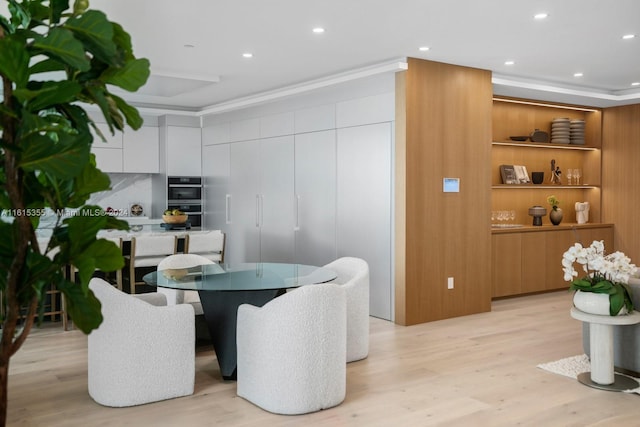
[156, 253, 214, 315]
[236, 283, 347, 415]
[323, 257, 370, 362]
[127, 235, 177, 294]
[87, 277, 195, 407]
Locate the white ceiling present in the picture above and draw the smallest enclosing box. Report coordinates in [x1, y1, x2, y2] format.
[91, 0, 640, 113]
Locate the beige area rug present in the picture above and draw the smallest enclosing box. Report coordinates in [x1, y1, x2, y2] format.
[537, 354, 640, 394]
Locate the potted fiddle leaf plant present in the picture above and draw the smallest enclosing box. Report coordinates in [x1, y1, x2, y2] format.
[0, 0, 149, 424]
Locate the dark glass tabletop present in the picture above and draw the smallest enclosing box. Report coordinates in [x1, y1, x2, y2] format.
[143, 262, 337, 291]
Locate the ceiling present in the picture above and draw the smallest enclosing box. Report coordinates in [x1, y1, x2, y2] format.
[88, 0, 640, 113]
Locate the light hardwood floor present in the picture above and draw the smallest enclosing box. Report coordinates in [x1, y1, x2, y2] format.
[7, 291, 639, 426]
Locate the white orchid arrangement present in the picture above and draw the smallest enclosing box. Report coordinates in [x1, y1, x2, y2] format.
[563, 240, 636, 315]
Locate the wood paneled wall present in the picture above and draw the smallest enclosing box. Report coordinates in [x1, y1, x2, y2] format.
[602, 105, 640, 263]
[395, 58, 493, 325]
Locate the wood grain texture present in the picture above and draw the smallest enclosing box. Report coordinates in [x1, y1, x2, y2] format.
[397, 58, 492, 325]
[602, 104, 640, 262]
[491, 225, 613, 297]
[8, 291, 640, 426]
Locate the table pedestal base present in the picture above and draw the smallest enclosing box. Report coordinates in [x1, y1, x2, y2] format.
[577, 372, 639, 392]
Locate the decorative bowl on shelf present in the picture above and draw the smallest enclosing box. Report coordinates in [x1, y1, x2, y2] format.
[162, 214, 188, 224]
[509, 136, 529, 141]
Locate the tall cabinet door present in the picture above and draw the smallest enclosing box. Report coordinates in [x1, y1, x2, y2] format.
[259, 136, 295, 262]
[294, 130, 337, 266]
[337, 122, 393, 320]
[202, 143, 230, 235]
[228, 140, 261, 263]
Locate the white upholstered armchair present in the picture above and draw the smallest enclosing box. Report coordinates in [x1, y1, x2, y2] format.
[88, 278, 195, 407]
[323, 257, 370, 362]
[236, 283, 347, 415]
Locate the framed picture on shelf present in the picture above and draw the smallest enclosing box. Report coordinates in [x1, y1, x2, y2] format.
[499, 165, 517, 184]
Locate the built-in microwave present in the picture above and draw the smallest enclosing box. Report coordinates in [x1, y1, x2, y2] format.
[167, 203, 202, 227]
[167, 176, 202, 201]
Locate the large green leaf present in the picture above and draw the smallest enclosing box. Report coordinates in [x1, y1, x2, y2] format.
[51, 0, 70, 24]
[73, 155, 112, 198]
[57, 279, 103, 334]
[73, 238, 124, 285]
[111, 21, 134, 61]
[19, 133, 90, 179]
[0, 37, 30, 88]
[102, 58, 150, 92]
[65, 207, 108, 252]
[111, 93, 143, 130]
[29, 57, 67, 75]
[18, 80, 82, 112]
[65, 10, 117, 66]
[32, 27, 90, 71]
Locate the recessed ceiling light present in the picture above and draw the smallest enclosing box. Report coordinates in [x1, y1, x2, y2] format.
[574, 72, 584, 77]
[632, 82, 640, 86]
[622, 34, 636, 40]
[418, 46, 430, 52]
[504, 60, 515, 66]
[312, 27, 325, 34]
[242, 53, 253, 58]
[534, 13, 548, 19]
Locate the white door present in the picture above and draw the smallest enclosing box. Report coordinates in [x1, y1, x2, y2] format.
[259, 136, 295, 263]
[228, 140, 261, 263]
[337, 123, 393, 320]
[294, 130, 337, 266]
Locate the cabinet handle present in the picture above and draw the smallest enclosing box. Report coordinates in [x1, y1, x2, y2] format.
[225, 194, 231, 224]
[256, 194, 263, 228]
[294, 194, 300, 231]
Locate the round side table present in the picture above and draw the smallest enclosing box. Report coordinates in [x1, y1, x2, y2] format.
[570, 307, 640, 391]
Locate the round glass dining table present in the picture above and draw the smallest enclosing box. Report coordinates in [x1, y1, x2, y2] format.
[143, 263, 337, 380]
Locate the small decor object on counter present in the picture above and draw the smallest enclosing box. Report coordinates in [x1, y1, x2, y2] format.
[547, 195, 563, 225]
[130, 203, 144, 216]
[575, 201, 590, 224]
[563, 240, 636, 316]
[531, 171, 544, 184]
[162, 208, 188, 224]
[528, 205, 547, 226]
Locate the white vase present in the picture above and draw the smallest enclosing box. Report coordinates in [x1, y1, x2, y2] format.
[573, 290, 628, 316]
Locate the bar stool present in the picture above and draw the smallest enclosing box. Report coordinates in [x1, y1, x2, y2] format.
[127, 235, 177, 294]
[185, 231, 225, 263]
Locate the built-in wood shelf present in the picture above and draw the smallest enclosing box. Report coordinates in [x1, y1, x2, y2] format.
[492, 141, 598, 151]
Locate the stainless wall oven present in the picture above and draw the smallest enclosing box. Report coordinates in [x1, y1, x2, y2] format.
[167, 176, 202, 227]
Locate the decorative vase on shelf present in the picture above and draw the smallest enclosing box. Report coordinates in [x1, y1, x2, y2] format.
[549, 207, 563, 225]
[573, 290, 628, 316]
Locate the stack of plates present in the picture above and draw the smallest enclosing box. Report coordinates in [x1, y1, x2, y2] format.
[570, 119, 586, 145]
[551, 118, 571, 144]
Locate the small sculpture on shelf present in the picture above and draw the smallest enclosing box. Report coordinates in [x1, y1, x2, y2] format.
[550, 159, 562, 185]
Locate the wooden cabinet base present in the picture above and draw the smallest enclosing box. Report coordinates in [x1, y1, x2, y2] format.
[491, 224, 613, 298]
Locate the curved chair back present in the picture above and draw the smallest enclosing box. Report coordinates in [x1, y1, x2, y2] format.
[88, 278, 195, 407]
[323, 257, 370, 362]
[236, 283, 346, 414]
[157, 254, 214, 314]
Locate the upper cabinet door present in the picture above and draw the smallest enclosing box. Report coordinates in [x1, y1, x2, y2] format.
[167, 126, 202, 177]
[91, 123, 123, 149]
[123, 126, 159, 173]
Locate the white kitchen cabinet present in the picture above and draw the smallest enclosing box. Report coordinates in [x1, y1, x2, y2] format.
[167, 126, 202, 176]
[91, 123, 123, 172]
[223, 136, 295, 264]
[123, 126, 159, 173]
[91, 147, 123, 173]
[202, 143, 230, 232]
[294, 130, 337, 266]
[337, 122, 393, 320]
